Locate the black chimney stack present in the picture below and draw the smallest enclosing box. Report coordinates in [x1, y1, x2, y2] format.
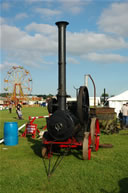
[56, 21, 69, 111]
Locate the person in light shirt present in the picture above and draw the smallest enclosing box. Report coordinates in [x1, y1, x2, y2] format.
[121, 103, 128, 128]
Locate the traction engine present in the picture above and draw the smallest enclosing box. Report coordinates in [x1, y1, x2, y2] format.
[42, 21, 100, 160]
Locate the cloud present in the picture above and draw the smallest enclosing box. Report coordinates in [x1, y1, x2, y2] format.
[1, 22, 128, 70]
[1, 24, 53, 50]
[27, 0, 90, 16]
[67, 57, 80, 65]
[0, 17, 6, 24]
[1, 24, 27, 48]
[0, 24, 57, 69]
[15, 13, 28, 20]
[67, 31, 128, 55]
[25, 0, 44, 3]
[35, 7, 62, 17]
[83, 53, 128, 64]
[0, 62, 18, 71]
[25, 23, 128, 53]
[25, 22, 57, 37]
[1, 2, 11, 10]
[59, 0, 91, 14]
[98, 2, 128, 37]
[0, 63, 7, 70]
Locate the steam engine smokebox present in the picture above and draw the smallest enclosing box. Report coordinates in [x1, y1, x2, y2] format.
[47, 110, 79, 141]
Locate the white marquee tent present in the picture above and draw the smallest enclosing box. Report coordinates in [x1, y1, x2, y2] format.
[108, 90, 128, 116]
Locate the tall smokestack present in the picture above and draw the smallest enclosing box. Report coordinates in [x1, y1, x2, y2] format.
[56, 21, 69, 111]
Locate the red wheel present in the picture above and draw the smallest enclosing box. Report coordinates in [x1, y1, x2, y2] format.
[90, 117, 96, 151]
[95, 119, 100, 151]
[83, 132, 91, 160]
[88, 133, 91, 160]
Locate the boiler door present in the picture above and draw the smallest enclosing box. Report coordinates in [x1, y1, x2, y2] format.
[47, 110, 75, 141]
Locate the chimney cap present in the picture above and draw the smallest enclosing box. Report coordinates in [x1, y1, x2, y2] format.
[55, 21, 69, 26]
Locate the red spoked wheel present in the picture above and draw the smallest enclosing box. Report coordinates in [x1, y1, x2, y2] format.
[95, 119, 100, 151]
[83, 132, 91, 160]
[88, 133, 91, 160]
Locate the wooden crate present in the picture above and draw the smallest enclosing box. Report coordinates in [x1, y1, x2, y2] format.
[90, 107, 116, 120]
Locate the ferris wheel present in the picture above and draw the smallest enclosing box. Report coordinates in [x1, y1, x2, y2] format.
[4, 66, 32, 102]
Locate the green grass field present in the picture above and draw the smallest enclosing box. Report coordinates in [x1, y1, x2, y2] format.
[0, 107, 128, 193]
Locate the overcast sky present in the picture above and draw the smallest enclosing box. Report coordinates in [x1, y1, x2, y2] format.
[0, 0, 128, 97]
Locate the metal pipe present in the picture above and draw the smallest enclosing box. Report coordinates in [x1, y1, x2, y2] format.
[56, 21, 69, 111]
[86, 74, 96, 107]
[84, 75, 88, 87]
[104, 88, 106, 104]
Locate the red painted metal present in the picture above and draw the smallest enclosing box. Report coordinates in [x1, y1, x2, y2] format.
[44, 138, 82, 159]
[22, 115, 49, 138]
[22, 123, 39, 138]
[88, 134, 91, 160]
[29, 115, 50, 130]
[95, 119, 100, 151]
[43, 135, 92, 160]
[44, 137, 82, 146]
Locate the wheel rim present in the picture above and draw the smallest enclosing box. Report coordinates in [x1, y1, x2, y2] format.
[83, 132, 91, 160]
[90, 117, 96, 151]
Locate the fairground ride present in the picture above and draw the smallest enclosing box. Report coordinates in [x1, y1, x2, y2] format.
[4, 66, 32, 104]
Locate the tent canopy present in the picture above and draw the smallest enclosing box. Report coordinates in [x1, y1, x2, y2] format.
[108, 90, 128, 102]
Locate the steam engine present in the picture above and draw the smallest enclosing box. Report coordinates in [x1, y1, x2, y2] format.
[45, 21, 90, 142]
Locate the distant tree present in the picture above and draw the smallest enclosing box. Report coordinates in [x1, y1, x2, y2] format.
[100, 92, 109, 106]
[36, 94, 54, 99]
[47, 94, 54, 98]
[0, 93, 7, 97]
[110, 95, 115, 97]
[42, 95, 47, 99]
[37, 94, 44, 98]
[101, 93, 109, 97]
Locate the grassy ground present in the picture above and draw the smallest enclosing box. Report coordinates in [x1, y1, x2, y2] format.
[0, 107, 128, 193]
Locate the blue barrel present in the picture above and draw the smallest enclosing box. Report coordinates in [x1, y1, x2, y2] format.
[4, 122, 18, 146]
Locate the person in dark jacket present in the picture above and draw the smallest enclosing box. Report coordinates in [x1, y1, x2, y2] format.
[118, 110, 123, 129]
[9, 102, 13, 113]
[16, 103, 23, 119]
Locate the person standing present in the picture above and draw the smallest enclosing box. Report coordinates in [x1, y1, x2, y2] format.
[118, 110, 123, 129]
[121, 104, 128, 128]
[126, 103, 128, 128]
[16, 103, 23, 119]
[9, 102, 13, 113]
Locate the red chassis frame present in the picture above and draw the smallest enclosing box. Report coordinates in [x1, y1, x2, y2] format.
[43, 134, 92, 160]
[42, 119, 100, 160]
